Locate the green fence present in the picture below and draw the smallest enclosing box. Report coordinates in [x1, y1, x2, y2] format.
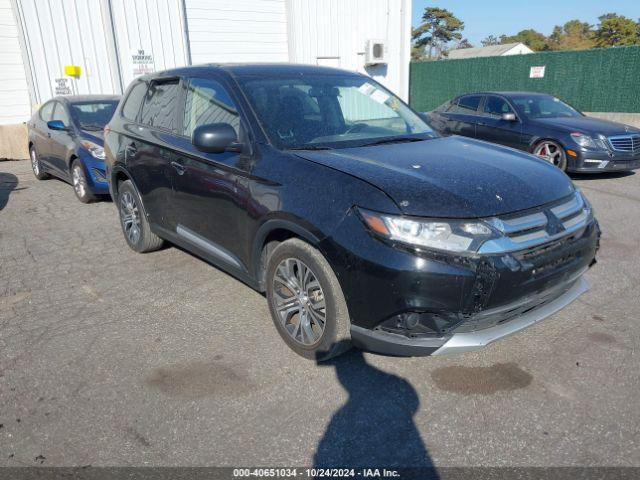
[409, 46, 640, 113]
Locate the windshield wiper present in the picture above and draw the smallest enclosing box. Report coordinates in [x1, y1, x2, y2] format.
[361, 136, 428, 147]
[288, 145, 334, 151]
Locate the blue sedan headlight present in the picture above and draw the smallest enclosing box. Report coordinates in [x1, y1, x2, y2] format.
[81, 140, 106, 160]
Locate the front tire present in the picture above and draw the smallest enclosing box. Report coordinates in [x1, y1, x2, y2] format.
[266, 238, 351, 361]
[71, 159, 96, 203]
[117, 180, 164, 253]
[533, 140, 567, 171]
[30, 146, 50, 180]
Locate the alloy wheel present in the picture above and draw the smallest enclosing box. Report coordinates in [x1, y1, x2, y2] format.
[120, 191, 141, 245]
[271, 258, 326, 346]
[31, 149, 40, 176]
[72, 164, 87, 198]
[533, 141, 566, 170]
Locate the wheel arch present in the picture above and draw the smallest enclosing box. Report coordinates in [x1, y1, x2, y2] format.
[252, 219, 323, 292]
[110, 164, 135, 199]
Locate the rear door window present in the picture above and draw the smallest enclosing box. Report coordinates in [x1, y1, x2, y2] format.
[140, 80, 180, 131]
[454, 95, 482, 114]
[121, 82, 148, 121]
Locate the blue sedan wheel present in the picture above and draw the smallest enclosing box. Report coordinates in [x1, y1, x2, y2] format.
[71, 160, 96, 203]
[30, 147, 50, 180]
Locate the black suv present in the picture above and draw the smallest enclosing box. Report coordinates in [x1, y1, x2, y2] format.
[105, 64, 599, 360]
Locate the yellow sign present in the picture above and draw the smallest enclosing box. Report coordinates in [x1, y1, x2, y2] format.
[64, 65, 81, 77]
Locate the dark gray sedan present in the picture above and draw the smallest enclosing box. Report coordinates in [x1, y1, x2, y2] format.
[427, 91, 640, 173]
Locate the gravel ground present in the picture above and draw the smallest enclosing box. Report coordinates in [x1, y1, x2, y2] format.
[0, 159, 638, 468]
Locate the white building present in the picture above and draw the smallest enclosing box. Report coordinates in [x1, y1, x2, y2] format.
[447, 42, 533, 60]
[0, 0, 411, 137]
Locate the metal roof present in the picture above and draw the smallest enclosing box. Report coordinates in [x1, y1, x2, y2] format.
[447, 43, 533, 60]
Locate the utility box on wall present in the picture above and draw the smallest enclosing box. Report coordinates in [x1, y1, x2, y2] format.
[365, 39, 388, 66]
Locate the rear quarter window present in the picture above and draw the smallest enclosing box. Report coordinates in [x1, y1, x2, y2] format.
[121, 82, 148, 121]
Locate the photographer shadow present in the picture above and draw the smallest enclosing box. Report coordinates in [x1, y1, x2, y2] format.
[0, 172, 19, 211]
[313, 347, 438, 477]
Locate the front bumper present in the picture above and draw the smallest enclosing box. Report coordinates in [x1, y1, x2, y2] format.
[80, 153, 110, 195]
[569, 150, 640, 172]
[324, 209, 599, 357]
[351, 275, 589, 356]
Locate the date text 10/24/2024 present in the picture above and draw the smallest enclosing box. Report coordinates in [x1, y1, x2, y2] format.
[233, 468, 402, 478]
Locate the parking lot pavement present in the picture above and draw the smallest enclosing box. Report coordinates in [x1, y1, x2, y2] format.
[1, 159, 639, 468]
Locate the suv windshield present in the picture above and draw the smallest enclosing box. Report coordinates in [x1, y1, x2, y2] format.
[511, 95, 582, 120]
[238, 74, 434, 149]
[70, 101, 119, 130]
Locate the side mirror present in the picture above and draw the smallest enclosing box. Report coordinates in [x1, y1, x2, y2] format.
[192, 123, 239, 154]
[501, 113, 517, 122]
[47, 120, 68, 131]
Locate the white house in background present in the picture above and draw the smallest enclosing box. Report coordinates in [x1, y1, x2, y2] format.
[447, 42, 534, 60]
[0, 0, 412, 128]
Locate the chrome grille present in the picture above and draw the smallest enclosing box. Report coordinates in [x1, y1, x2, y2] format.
[608, 135, 640, 153]
[480, 192, 591, 254]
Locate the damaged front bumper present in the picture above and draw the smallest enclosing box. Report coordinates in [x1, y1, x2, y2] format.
[350, 272, 588, 356]
[324, 205, 599, 357]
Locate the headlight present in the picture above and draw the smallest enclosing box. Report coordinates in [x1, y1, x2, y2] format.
[359, 209, 495, 253]
[81, 140, 105, 160]
[570, 132, 597, 149]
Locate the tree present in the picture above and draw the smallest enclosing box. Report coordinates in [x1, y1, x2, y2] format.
[548, 20, 595, 50]
[481, 35, 500, 47]
[456, 38, 474, 49]
[500, 29, 549, 51]
[412, 7, 464, 59]
[593, 13, 640, 47]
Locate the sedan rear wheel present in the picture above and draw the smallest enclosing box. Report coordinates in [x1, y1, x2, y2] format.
[533, 141, 567, 171]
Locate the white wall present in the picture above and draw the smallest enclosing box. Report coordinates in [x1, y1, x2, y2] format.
[14, 0, 120, 104]
[110, 0, 190, 88]
[285, 0, 411, 100]
[184, 0, 289, 64]
[0, 0, 30, 124]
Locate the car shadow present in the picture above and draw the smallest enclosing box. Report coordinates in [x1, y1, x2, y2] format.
[569, 170, 635, 181]
[313, 347, 438, 477]
[0, 172, 19, 211]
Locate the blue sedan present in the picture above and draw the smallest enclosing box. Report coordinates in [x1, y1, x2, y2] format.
[27, 95, 120, 202]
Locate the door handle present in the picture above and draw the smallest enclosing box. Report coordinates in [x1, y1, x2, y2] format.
[171, 161, 185, 175]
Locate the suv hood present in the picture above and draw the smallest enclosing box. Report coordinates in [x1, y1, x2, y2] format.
[532, 116, 640, 136]
[293, 136, 575, 218]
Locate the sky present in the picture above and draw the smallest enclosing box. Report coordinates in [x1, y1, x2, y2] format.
[412, 0, 640, 47]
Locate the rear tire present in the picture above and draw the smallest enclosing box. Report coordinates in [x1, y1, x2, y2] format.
[117, 180, 164, 253]
[266, 238, 352, 361]
[71, 159, 96, 203]
[30, 146, 50, 180]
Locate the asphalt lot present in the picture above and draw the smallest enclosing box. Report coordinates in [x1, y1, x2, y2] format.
[1, 159, 639, 468]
